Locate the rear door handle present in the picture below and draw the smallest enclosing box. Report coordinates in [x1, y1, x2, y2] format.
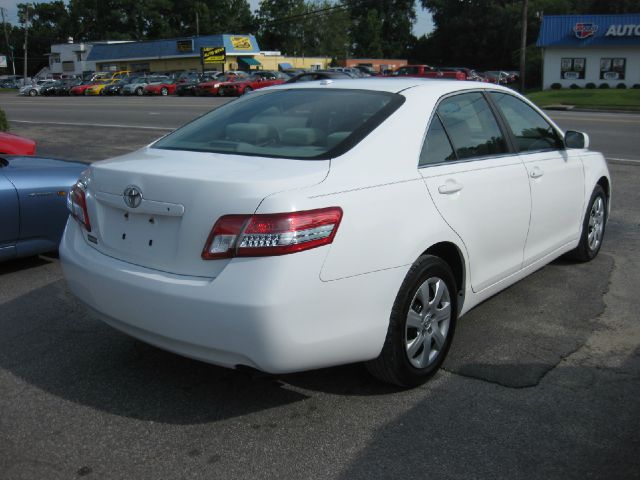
[529, 166, 544, 179]
[438, 180, 463, 195]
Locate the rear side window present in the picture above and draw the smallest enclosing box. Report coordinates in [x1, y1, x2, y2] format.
[437, 92, 508, 160]
[153, 89, 404, 160]
[490, 92, 562, 152]
[419, 116, 456, 166]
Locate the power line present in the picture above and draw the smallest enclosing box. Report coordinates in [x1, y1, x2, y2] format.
[260, 4, 349, 27]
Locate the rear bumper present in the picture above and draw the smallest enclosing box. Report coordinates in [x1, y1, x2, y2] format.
[60, 220, 401, 373]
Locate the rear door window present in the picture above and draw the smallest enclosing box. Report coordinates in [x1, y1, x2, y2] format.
[419, 116, 456, 166]
[437, 92, 508, 160]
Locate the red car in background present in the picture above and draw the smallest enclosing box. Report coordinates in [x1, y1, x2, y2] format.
[217, 71, 288, 96]
[0, 132, 36, 156]
[144, 80, 177, 96]
[69, 81, 98, 96]
[195, 72, 247, 96]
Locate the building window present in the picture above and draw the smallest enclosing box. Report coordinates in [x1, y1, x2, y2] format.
[600, 58, 626, 80]
[76, 52, 83, 62]
[560, 58, 585, 80]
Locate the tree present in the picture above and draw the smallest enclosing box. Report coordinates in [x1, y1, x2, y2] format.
[345, 0, 416, 58]
[257, 0, 306, 54]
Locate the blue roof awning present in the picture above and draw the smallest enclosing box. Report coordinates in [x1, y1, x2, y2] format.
[278, 63, 293, 70]
[87, 34, 260, 62]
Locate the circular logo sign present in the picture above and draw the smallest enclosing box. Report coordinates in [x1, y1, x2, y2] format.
[123, 185, 143, 208]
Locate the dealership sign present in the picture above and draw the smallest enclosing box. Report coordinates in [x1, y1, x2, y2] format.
[573, 23, 598, 39]
[201, 46, 225, 65]
[605, 24, 640, 36]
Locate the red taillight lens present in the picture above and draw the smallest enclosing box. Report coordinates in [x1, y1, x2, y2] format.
[202, 207, 343, 260]
[201, 215, 248, 260]
[67, 183, 92, 232]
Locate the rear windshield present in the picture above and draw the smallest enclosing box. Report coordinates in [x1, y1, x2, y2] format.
[153, 88, 405, 159]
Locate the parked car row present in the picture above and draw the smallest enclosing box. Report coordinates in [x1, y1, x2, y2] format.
[13, 65, 520, 100]
[387, 65, 519, 84]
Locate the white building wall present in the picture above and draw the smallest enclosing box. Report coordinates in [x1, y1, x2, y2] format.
[49, 43, 96, 76]
[542, 46, 640, 89]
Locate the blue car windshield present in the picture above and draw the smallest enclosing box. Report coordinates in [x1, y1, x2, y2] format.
[153, 88, 404, 160]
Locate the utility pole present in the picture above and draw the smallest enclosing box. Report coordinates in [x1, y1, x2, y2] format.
[519, 0, 528, 92]
[0, 7, 16, 76]
[196, 10, 200, 36]
[23, 3, 30, 82]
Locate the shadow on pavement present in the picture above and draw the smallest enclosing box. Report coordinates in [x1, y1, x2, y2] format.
[0, 253, 615, 425]
[338, 351, 640, 480]
[0, 255, 53, 275]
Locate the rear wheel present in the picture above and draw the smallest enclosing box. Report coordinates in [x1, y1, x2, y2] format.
[28, 89, 37, 97]
[243, 86, 253, 95]
[136, 87, 143, 96]
[366, 255, 458, 388]
[160, 87, 168, 96]
[568, 185, 607, 262]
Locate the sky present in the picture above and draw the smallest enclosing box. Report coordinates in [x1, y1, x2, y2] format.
[0, 0, 434, 36]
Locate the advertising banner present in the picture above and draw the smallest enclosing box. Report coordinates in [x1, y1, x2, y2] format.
[229, 36, 252, 51]
[201, 46, 225, 65]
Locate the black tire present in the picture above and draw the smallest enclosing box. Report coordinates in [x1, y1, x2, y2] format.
[567, 185, 607, 262]
[366, 255, 458, 388]
[136, 87, 143, 96]
[160, 87, 168, 96]
[28, 89, 37, 97]
[243, 86, 253, 95]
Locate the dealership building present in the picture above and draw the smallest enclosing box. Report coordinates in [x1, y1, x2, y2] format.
[537, 14, 640, 89]
[85, 34, 329, 73]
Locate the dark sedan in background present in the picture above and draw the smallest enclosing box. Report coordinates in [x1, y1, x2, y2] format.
[285, 70, 352, 83]
[176, 72, 221, 96]
[103, 79, 131, 95]
[40, 79, 82, 96]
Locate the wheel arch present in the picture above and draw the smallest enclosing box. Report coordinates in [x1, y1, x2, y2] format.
[597, 176, 610, 202]
[422, 241, 466, 313]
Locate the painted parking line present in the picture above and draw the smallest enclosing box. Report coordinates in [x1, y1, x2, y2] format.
[606, 157, 640, 165]
[10, 119, 174, 131]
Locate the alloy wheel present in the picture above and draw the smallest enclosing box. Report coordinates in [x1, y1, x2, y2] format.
[588, 196, 605, 252]
[405, 277, 452, 369]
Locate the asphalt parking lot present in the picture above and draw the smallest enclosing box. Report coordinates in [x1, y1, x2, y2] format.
[1, 93, 639, 479]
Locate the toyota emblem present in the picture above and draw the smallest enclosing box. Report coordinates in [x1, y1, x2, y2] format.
[123, 185, 143, 208]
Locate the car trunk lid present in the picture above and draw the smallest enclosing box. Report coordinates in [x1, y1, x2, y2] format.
[85, 147, 330, 277]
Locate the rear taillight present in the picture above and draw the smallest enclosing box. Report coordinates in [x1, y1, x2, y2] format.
[67, 175, 92, 232]
[202, 207, 343, 260]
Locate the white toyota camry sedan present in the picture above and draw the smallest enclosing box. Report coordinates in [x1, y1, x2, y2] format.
[60, 79, 610, 387]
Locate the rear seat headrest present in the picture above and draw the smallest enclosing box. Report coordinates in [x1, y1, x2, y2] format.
[225, 123, 276, 144]
[281, 128, 326, 146]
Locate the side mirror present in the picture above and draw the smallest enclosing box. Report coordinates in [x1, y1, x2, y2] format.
[565, 130, 590, 149]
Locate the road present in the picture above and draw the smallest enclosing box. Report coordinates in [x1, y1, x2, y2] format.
[1, 93, 639, 480]
[2, 93, 640, 163]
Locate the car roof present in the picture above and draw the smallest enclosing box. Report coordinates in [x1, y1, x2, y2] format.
[266, 78, 512, 95]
